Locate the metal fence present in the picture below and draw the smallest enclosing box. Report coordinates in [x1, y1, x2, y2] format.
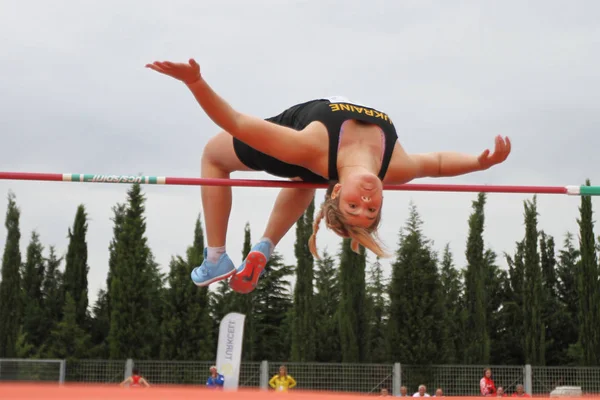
[399, 365, 526, 396]
[0, 359, 65, 383]
[65, 359, 126, 384]
[268, 362, 395, 394]
[531, 367, 600, 396]
[2, 359, 600, 396]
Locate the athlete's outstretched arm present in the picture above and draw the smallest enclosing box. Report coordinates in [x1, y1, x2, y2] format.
[146, 59, 316, 166]
[385, 135, 511, 183]
[411, 135, 511, 178]
[390, 135, 511, 181]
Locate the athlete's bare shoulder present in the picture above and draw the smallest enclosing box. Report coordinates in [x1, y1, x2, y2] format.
[383, 141, 420, 184]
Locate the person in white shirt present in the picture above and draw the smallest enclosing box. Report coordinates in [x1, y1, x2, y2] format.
[413, 385, 430, 397]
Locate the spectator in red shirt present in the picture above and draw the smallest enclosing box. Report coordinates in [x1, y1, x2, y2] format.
[480, 368, 497, 396]
[511, 384, 531, 397]
[120, 368, 150, 388]
[497, 386, 506, 397]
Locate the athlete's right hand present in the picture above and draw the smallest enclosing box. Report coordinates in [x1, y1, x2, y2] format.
[145, 58, 201, 85]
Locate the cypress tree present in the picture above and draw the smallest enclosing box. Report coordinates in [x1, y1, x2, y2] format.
[503, 241, 526, 364]
[439, 244, 464, 363]
[522, 197, 545, 365]
[540, 232, 558, 298]
[314, 250, 341, 362]
[387, 203, 446, 365]
[576, 180, 600, 365]
[20, 232, 46, 350]
[338, 238, 369, 362]
[45, 293, 92, 360]
[186, 216, 213, 360]
[160, 256, 191, 360]
[100, 202, 127, 356]
[556, 233, 581, 364]
[540, 232, 564, 365]
[161, 215, 214, 361]
[89, 289, 109, 358]
[484, 249, 510, 365]
[108, 183, 164, 359]
[365, 257, 388, 362]
[106, 203, 126, 319]
[252, 252, 293, 361]
[40, 247, 63, 352]
[291, 199, 316, 361]
[0, 192, 22, 357]
[63, 205, 89, 328]
[463, 193, 490, 364]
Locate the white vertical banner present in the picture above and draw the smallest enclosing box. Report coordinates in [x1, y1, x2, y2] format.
[216, 312, 246, 390]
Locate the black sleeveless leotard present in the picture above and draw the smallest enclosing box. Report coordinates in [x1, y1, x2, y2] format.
[232, 97, 398, 183]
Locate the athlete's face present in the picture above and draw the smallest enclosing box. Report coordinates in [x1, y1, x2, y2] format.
[333, 173, 383, 228]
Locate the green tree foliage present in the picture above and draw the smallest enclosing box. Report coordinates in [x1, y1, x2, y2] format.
[387, 203, 446, 365]
[252, 252, 293, 361]
[20, 232, 46, 352]
[40, 247, 64, 354]
[540, 232, 566, 365]
[161, 215, 214, 361]
[0, 192, 22, 357]
[365, 257, 388, 363]
[522, 197, 545, 365]
[576, 181, 600, 365]
[503, 241, 526, 364]
[63, 205, 90, 328]
[6, 176, 600, 368]
[485, 249, 510, 365]
[45, 293, 92, 360]
[106, 203, 126, 316]
[314, 250, 341, 362]
[338, 238, 369, 362]
[439, 245, 466, 363]
[291, 200, 316, 361]
[89, 289, 109, 358]
[555, 233, 580, 364]
[108, 183, 164, 359]
[463, 193, 490, 364]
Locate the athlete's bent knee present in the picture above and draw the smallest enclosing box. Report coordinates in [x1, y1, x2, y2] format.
[201, 132, 227, 167]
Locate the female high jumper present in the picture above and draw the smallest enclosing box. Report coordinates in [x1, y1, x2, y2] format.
[146, 58, 511, 294]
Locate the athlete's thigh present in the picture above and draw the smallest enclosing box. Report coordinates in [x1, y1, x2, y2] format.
[202, 131, 254, 172]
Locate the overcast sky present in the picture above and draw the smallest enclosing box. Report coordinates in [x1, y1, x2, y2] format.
[1, 0, 599, 306]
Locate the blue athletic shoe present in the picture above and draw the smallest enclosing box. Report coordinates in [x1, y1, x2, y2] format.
[191, 249, 236, 287]
[229, 239, 273, 294]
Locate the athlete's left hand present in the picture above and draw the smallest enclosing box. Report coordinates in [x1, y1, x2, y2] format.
[478, 135, 511, 169]
[145, 58, 201, 85]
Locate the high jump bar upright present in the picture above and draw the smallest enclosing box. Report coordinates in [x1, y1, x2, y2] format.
[1, 171, 599, 196]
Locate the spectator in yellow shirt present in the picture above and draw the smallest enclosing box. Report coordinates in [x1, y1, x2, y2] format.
[269, 365, 297, 392]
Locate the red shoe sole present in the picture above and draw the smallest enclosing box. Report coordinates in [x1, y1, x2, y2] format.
[229, 251, 267, 294]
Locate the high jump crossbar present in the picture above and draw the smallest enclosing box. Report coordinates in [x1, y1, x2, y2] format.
[0, 171, 599, 196]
